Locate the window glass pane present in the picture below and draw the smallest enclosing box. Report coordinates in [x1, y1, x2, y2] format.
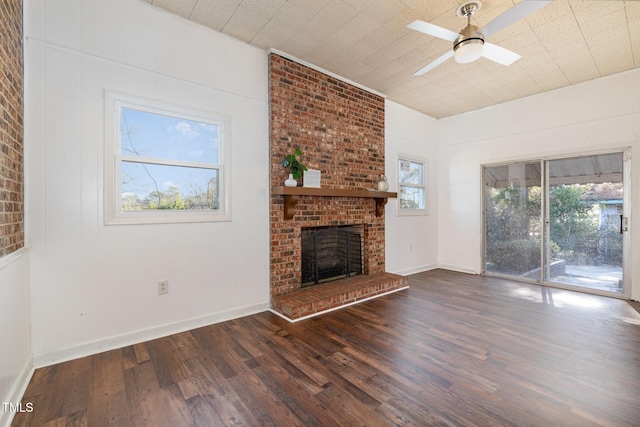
[398, 160, 424, 185]
[399, 186, 425, 209]
[484, 163, 542, 278]
[121, 107, 219, 163]
[121, 162, 219, 211]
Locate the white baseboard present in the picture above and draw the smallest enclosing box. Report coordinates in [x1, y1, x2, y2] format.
[436, 264, 479, 275]
[32, 302, 270, 368]
[1, 358, 34, 427]
[390, 264, 437, 276]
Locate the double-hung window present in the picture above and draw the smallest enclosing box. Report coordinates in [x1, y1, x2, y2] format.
[105, 92, 230, 224]
[398, 156, 427, 215]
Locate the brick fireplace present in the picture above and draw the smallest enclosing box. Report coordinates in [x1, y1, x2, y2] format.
[269, 53, 407, 320]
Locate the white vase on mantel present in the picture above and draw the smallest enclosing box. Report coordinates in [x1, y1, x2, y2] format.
[284, 173, 297, 187]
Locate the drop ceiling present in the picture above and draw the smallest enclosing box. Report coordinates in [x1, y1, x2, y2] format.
[144, 0, 640, 118]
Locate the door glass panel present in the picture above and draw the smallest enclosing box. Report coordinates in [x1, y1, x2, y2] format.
[484, 163, 542, 279]
[545, 153, 623, 293]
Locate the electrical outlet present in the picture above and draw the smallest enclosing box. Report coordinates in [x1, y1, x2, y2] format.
[158, 280, 169, 295]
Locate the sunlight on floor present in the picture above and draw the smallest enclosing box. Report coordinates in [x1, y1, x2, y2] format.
[620, 305, 640, 325]
[549, 291, 606, 309]
[509, 286, 605, 309]
[621, 316, 640, 325]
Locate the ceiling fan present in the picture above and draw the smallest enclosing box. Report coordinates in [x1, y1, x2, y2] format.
[408, 0, 551, 76]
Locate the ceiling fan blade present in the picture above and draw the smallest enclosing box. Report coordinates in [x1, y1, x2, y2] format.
[479, 0, 552, 38]
[482, 42, 521, 66]
[413, 51, 454, 76]
[408, 20, 459, 42]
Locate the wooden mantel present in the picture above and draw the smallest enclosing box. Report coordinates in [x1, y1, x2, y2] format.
[272, 186, 397, 219]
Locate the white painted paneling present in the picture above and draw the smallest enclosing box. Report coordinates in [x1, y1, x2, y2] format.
[43, 0, 80, 50]
[384, 101, 439, 275]
[124, 0, 157, 71]
[0, 249, 32, 427]
[79, 0, 98, 54]
[438, 68, 640, 300]
[96, 0, 126, 63]
[25, 0, 270, 363]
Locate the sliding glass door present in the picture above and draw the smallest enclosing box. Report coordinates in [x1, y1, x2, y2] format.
[483, 152, 627, 296]
[544, 153, 625, 294]
[484, 162, 542, 278]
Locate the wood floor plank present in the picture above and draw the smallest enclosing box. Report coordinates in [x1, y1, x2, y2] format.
[12, 270, 640, 426]
[86, 349, 130, 426]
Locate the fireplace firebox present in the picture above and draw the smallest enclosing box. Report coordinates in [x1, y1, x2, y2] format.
[301, 225, 364, 286]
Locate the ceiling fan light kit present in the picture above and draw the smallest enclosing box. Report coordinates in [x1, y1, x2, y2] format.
[409, 0, 552, 75]
[453, 25, 484, 64]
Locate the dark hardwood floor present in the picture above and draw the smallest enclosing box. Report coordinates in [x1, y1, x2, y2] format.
[13, 269, 640, 426]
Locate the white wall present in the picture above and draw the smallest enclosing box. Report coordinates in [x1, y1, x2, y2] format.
[21, 0, 640, 375]
[0, 250, 31, 427]
[24, 0, 270, 365]
[437, 68, 640, 300]
[385, 101, 439, 275]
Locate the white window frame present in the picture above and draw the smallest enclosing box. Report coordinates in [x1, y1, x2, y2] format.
[397, 154, 428, 216]
[104, 91, 231, 225]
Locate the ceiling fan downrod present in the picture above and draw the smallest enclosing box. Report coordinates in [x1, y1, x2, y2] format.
[453, 1, 485, 63]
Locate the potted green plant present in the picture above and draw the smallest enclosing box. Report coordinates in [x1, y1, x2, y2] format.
[281, 147, 308, 187]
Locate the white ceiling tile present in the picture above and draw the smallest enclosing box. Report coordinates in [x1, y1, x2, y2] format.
[155, 0, 640, 118]
[337, 39, 382, 65]
[239, 0, 286, 18]
[630, 21, 640, 66]
[525, 1, 574, 28]
[627, 2, 640, 21]
[304, 45, 339, 67]
[192, 0, 239, 24]
[383, 9, 423, 39]
[222, 23, 257, 44]
[342, 0, 377, 12]
[546, 36, 590, 60]
[190, 12, 227, 32]
[533, 12, 580, 40]
[593, 50, 635, 76]
[512, 82, 545, 98]
[151, 0, 197, 18]
[400, 0, 458, 19]
[361, 0, 409, 25]
[499, 29, 542, 51]
[298, 0, 359, 42]
[225, 5, 270, 37]
[251, 21, 296, 49]
[284, 0, 333, 16]
[487, 20, 534, 44]
[342, 14, 382, 39]
[341, 61, 375, 79]
[278, 33, 321, 57]
[580, 9, 628, 39]
[556, 54, 600, 82]
[571, 0, 626, 26]
[322, 31, 361, 54]
[584, 27, 632, 57]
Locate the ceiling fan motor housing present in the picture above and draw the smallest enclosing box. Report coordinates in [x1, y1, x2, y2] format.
[453, 25, 485, 63]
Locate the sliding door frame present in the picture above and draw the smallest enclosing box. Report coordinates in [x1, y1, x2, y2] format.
[482, 148, 631, 299]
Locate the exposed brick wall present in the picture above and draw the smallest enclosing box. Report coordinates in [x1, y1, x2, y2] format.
[0, 0, 24, 257]
[269, 53, 386, 298]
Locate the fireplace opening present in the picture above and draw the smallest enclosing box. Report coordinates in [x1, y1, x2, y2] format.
[301, 225, 364, 287]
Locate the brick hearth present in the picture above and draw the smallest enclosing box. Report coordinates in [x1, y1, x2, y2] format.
[269, 53, 407, 319]
[272, 272, 408, 321]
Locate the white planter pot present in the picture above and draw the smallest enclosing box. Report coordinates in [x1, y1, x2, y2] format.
[284, 173, 297, 187]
